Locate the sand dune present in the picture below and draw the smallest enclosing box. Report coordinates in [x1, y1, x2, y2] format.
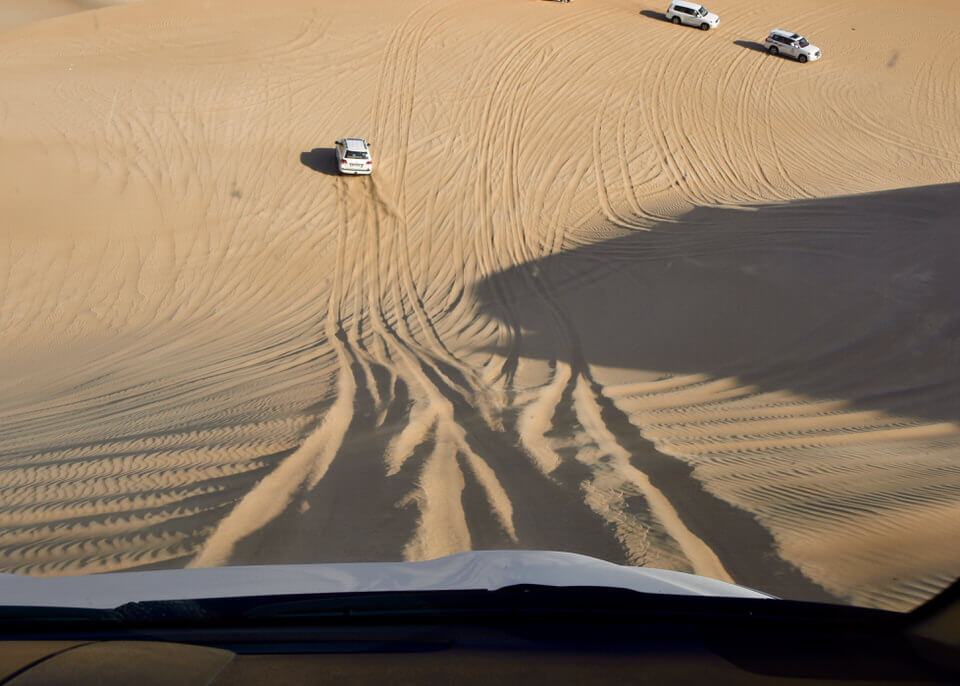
[1, 0, 959, 610]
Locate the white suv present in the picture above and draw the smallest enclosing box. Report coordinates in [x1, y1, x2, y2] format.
[335, 137, 373, 175]
[763, 29, 821, 63]
[665, 1, 719, 30]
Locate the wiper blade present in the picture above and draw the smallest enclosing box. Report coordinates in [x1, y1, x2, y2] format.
[1, 587, 897, 633]
[77, 584, 888, 631]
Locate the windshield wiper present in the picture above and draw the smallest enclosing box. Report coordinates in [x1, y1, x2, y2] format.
[106, 584, 893, 628]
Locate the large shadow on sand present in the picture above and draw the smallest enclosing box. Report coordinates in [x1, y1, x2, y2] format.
[477, 183, 960, 421]
[474, 183, 960, 599]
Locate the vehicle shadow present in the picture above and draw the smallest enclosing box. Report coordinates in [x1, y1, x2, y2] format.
[471, 183, 960, 601]
[300, 148, 339, 176]
[474, 183, 960, 426]
[639, 9, 669, 22]
[734, 40, 769, 54]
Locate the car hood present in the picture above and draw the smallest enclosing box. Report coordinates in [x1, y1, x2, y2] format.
[705, 12, 719, 22]
[0, 551, 773, 609]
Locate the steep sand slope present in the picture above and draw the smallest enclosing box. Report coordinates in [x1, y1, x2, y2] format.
[1, 0, 959, 610]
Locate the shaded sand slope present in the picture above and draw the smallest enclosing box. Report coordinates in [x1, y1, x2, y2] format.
[477, 183, 960, 610]
[0, 0, 959, 610]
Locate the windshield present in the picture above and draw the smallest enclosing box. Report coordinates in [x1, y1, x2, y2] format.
[797, 37, 809, 47]
[0, 0, 958, 621]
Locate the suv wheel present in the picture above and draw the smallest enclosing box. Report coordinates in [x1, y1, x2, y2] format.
[699, 22, 709, 30]
[798, 54, 808, 63]
[768, 45, 779, 55]
[671, 16, 681, 24]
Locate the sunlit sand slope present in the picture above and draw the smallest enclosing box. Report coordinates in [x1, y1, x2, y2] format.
[1, 0, 959, 610]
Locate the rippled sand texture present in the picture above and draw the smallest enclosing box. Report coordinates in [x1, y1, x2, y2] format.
[1, 0, 959, 610]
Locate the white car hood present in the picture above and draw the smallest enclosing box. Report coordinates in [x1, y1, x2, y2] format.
[0, 551, 773, 609]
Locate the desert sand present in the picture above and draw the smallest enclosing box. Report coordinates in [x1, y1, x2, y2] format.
[1, 0, 959, 611]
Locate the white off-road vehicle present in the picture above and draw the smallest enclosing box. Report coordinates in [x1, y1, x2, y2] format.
[335, 137, 373, 175]
[665, 1, 719, 30]
[763, 29, 821, 63]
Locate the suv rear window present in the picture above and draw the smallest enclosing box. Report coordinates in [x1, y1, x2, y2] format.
[345, 150, 367, 159]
